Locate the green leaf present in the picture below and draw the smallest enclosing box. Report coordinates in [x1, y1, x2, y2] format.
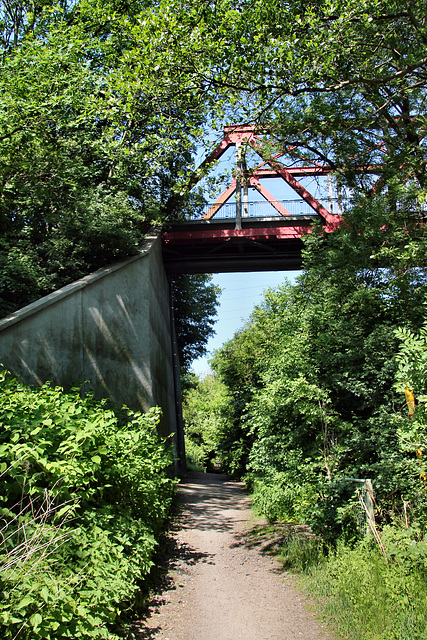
[41, 587, 50, 602]
[30, 612, 43, 630]
[17, 595, 34, 609]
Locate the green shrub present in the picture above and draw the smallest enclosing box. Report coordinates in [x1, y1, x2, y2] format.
[184, 436, 207, 472]
[0, 372, 175, 639]
[248, 472, 318, 523]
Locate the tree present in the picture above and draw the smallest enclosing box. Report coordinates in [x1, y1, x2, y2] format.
[171, 274, 220, 373]
[182, 372, 230, 470]
[0, 0, 208, 317]
[208, 248, 427, 538]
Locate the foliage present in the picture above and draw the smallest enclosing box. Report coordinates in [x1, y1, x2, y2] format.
[0, 372, 175, 639]
[142, 0, 427, 200]
[392, 321, 427, 517]
[208, 224, 427, 538]
[182, 372, 230, 471]
[304, 526, 427, 640]
[171, 275, 221, 374]
[249, 473, 318, 524]
[395, 321, 427, 404]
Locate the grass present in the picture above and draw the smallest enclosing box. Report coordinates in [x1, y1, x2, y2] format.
[245, 520, 427, 640]
[302, 538, 427, 640]
[244, 522, 323, 571]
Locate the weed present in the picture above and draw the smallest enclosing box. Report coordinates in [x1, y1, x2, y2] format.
[303, 532, 427, 640]
[279, 533, 324, 572]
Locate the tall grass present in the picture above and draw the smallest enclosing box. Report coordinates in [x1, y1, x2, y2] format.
[300, 529, 427, 640]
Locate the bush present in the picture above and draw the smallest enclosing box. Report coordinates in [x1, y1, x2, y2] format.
[184, 436, 207, 472]
[248, 472, 318, 523]
[0, 372, 176, 639]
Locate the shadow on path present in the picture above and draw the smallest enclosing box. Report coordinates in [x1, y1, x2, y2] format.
[177, 471, 249, 533]
[127, 473, 224, 639]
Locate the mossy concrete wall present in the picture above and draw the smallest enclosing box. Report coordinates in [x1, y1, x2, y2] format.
[0, 233, 184, 464]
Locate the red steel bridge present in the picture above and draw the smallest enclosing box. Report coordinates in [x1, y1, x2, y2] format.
[162, 125, 344, 274]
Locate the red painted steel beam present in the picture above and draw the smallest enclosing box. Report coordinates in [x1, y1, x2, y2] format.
[203, 179, 236, 219]
[188, 125, 377, 198]
[249, 141, 341, 230]
[186, 126, 343, 230]
[255, 165, 378, 177]
[223, 124, 263, 140]
[187, 136, 232, 189]
[253, 166, 332, 178]
[248, 176, 292, 216]
[162, 225, 312, 242]
[188, 126, 262, 190]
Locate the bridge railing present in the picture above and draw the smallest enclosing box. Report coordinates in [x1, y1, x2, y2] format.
[185, 197, 427, 222]
[188, 198, 347, 221]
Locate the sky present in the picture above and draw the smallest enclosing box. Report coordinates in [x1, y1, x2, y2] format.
[191, 269, 301, 377]
[188, 131, 337, 377]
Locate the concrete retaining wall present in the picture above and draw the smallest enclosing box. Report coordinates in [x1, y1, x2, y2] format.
[0, 233, 184, 460]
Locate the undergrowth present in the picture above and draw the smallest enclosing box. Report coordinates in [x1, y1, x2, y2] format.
[302, 525, 427, 640]
[0, 372, 176, 639]
[246, 500, 427, 640]
[248, 473, 317, 523]
[260, 522, 427, 640]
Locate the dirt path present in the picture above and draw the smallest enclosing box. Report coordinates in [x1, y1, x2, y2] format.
[131, 472, 336, 640]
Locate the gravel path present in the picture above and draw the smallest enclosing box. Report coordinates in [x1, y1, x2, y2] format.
[131, 472, 336, 640]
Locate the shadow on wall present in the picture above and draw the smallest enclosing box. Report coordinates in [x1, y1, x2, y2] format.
[0, 233, 178, 443]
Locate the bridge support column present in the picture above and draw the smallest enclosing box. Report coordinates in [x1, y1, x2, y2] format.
[169, 282, 187, 472]
[235, 141, 242, 230]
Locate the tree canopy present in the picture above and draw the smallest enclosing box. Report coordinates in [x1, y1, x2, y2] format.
[0, 0, 209, 316]
[142, 0, 427, 244]
[3, 0, 427, 312]
[171, 274, 221, 373]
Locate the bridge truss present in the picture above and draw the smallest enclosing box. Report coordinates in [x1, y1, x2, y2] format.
[162, 125, 343, 274]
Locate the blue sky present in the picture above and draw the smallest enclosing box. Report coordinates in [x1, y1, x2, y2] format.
[191, 269, 301, 377]
[189, 133, 335, 377]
